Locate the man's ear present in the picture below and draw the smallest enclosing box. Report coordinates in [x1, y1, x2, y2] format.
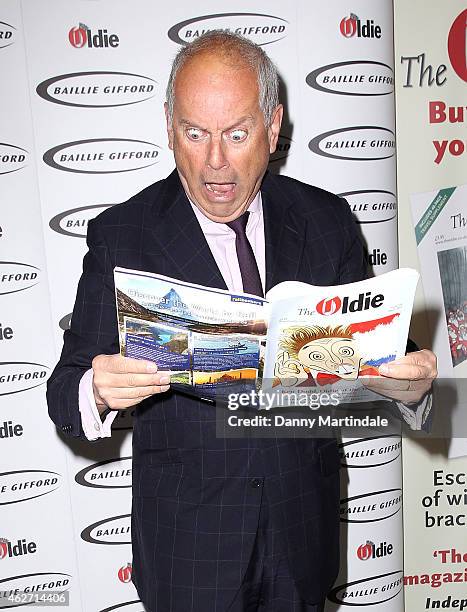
[268, 104, 283, 154]
[164, 102, 174, 150]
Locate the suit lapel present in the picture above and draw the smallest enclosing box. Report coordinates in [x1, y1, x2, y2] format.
[261, 173, 308, 293]
[149, 170, 227, 290]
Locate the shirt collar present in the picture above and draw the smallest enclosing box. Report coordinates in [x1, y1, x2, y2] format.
[189, 192, 262, 233]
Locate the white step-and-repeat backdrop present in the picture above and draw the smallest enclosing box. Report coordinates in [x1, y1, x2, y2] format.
[0, 1, 400, 610]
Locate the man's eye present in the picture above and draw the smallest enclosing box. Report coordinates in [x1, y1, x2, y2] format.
[310, 352, 324, 361]
[229, 129, 248, 142]
[186, 128, 204, 141]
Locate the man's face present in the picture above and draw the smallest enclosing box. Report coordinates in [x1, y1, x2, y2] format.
[166, 52, 283, 223]
[297, 337, 362, 380]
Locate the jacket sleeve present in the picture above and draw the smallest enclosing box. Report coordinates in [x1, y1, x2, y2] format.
[46, 218, 120, 438]
[336, 197, 369, 285]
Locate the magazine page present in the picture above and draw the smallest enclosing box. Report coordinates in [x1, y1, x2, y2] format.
[263, 269, 419, 405]
[114, 267, 267, 400]
[411, 185, 467, 458]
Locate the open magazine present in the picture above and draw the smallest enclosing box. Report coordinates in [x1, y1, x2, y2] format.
[114, 267, 419, 405]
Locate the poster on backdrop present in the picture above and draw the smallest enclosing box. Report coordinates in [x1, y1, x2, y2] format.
[411, 185, 467, 459]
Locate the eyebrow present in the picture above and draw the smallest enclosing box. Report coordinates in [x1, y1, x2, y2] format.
[178, 115, 256, 131]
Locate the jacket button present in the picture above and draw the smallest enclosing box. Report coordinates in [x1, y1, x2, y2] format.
[250, 478, 262, 488]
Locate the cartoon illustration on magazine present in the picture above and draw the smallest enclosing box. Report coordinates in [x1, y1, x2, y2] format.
[273, 324, 380, 387]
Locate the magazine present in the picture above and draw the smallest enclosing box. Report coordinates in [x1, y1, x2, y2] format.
[114, 267, 419, 405]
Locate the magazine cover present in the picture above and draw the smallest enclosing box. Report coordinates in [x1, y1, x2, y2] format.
[263, 269, 419, 404]
[411, 184, 467, 457]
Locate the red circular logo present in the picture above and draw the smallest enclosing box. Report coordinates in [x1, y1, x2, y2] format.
[340, 15, 357, 37]
[357, 541, 373, 560]
[316, 296, 342, 316]
[0, 541, 7, 559]
[68, 25, 88, 48]
[448, 9, 467, 82]
[118, 563, 132, 583]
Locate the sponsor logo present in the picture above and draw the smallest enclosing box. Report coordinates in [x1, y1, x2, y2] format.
[0, 363, 49, 396]
[269, 134, 292, 163]
[69, 23, 119, 48]
[448, 9, 467, 83]
[0, 421, 24, 439]
[168, 13, 288, 46]
[339, 190, 397, 224]
[306, 61, 393, 96]
[0, 21, 16, 49]
[81, 514, 131, 545]
[49, 204, 114, 238]
[316, 291, 383, 316]
[0, 470, 61, 505]
[368, 248, 388, 268]
[328, 570, 403, 606]
[75, 457, 131, 489]
[100, 601, 144, 612]
[339, 436, 401, 468]
[0, 323, 13, 341]
[357, 539, 393, 560]
[36, 71, 156, 108]
[0, 538, 37, 559]
[0, 262, 40, 295]
[43, 138, 161, 174]
[117, 564, 132, 583]
[0, 573, 70, 606]
[59, 313, 72, 331]
[340, 488, 402, 523]
[0, 143, 28, 175]
[309, 126, 395, 161]
[340, 13, 382, 39]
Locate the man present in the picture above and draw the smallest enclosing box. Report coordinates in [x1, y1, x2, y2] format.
[47, 32, 436, 612]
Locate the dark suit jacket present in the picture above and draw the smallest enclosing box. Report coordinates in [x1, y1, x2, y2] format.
[47, 170, 368, 611]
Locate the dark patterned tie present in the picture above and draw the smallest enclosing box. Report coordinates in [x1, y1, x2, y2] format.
[226, 212, 263, 297]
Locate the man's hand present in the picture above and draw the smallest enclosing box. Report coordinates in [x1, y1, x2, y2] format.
[362, 349, 437, 405]
[92, 354, 170, 413]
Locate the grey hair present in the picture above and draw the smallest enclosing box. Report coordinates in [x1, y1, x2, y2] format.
[166, 31, 279, 126]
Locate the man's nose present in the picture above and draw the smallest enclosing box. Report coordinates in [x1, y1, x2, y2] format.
[206, 137, 229, 170]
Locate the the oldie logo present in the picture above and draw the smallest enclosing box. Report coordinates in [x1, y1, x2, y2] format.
[117, 563, 132, 583]
[316, 291, 383, 316]
[49, 204, 114, 238]
[69, 23, 119, 48]
[43, 138, 161, 174]
[100, 601, 144, 612]
[306, 61, 393, 96]
[339, 436, 401, 468]
[0, 362, 49, 396]
[59, 313, 72, 331]
[37, 72, 156, 108]
[0, 538, 37, 559]
[340, 488, 402, 523]
[0, 420, 24, 439]
[75, 457, 131, 489]
[339, 190, 397, 224]
[269, 134, 292, 163]
[309, 126, 395, 161]
[0, 21, 16, 49]
[0, 470, 61, 505]
[357, 539, 393, 561]
[81, 514, 131, 545]
[0, 262, 40, 295]
[168, 13, 288, 46]
[0, 573, 70, 607]
[328, 570, 403, 606]
[0, 143, 28, 175]
[340, 13, 382, 39]
[448, 9, 467, 83]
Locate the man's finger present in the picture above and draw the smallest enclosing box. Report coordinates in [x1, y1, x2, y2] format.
[378, 350, 437, 380]
[103, 371, 171, 388]
[94, 354, 158, 375]
[107, 384, 171, 400]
